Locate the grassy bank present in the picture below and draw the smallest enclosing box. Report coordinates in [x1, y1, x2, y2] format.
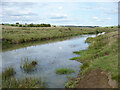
[66, 30, 118, 88]
[2, 25, 117, 49]
[2, 33, 86, 52]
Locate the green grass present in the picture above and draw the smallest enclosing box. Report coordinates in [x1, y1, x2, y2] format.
[2, 67, 15, 79]
[85, 37, 94, 43]
[2, 77, 46, 88]
[56, 68, 75, 75]
[2, 25, 117, 49]
[20, 58, 38, 73]
[71, 31, 118, 81]
[91, 55, 118, 80]
[2, 67, 46, 88]
[67, 30, 118, 88]
[65, 79, 78, 88]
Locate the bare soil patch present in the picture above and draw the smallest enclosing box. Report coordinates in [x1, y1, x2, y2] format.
[76, 68, 112, 88]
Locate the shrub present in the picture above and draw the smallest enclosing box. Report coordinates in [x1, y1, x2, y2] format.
[19, 25, 22, 27]
[11, 24, 14, 26]
[16, 22, 19, 25]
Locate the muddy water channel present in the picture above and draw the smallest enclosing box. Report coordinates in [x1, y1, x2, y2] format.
[2, 34, 97, 88]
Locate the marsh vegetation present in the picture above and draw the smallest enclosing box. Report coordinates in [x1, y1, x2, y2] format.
[20, 58, 38, 73]
[2, 67, 45, 88]
[2, 67, 15, 79]
[56, 68, 75, 75]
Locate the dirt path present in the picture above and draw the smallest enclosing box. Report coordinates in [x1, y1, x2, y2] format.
[76, 68, 114, 88]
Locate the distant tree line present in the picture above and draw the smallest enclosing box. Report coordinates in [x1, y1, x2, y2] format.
[62, 25, 99, 28]
[27, 23, 51, 27]
[2, 22, 51, 27]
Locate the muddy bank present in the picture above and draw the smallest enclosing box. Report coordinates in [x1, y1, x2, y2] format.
[76, 68, 117, 88]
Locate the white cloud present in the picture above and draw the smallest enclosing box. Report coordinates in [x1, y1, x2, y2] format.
[58, 6, 63, 10]
[1, 2, 117, 26]
[92, 17, 101, 21]
[104, 17, 112, 20]
[92, 17, 112, 22]
[2, 4, 37, 17]
[105, 10, 118, 15]
[50, 13, 68, 19]
[2, 0, 120, 2]
[92, 17, 99, 19]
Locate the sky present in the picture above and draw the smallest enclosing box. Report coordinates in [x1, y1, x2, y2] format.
[1, 1, 118, 26]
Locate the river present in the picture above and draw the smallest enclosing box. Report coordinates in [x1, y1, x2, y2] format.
[2, 34, 98, 88]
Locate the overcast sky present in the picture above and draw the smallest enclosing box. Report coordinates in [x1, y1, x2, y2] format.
[1, 2, 118, 26]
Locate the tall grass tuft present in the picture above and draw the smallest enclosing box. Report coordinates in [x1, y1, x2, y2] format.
[2, 67, 15, 79]
[56, 68, 75, 75]
[20, 58, 38, 73]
